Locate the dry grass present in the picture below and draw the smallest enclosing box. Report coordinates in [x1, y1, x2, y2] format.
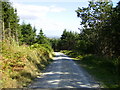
[0, 39, 53, 88]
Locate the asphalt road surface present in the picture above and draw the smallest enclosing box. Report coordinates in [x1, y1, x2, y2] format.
[28, 52, 100, 88]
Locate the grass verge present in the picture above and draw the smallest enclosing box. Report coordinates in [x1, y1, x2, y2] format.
[61, 50, 120, 88]
[0, 40, 53, 88]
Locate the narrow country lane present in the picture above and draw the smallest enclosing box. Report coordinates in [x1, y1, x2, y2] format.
[28, 52, 100, 88]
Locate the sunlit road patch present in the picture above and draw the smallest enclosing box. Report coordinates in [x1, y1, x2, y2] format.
[28, 52, 100, 88]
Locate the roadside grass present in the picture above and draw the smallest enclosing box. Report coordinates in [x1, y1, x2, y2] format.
[61, 50, 120, 88]
[0, 40, 53, 88]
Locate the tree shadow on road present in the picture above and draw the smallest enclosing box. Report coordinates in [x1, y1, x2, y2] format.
[28, 53, 100, 89]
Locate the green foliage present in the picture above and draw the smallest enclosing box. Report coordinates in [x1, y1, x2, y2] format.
[2, 1, 19, 40]
[76, 1, 120, 57]
[59, 2, 120, 88]
[63, 50, 120, 88]
[31, 43, 53, 53]
[65, 1, 120, 88]
[1, 40, 53, 88]
[1, 1, 54, 88]
[79, 55, 120, 88]
[60, 29, 79, 50]
[50, 38, 61, 51]
[36, 29, 50, 45]
[60, 1, 120, 88]
[61, 50, 81, 58]
[48, 29, 79, 51]
[0, 0, 54, 88]
[20, 23, 36, 45]
[40, 44, 53, 52]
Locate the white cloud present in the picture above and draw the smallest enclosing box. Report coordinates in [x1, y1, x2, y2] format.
[9, 0, 83, 37]
[11, 2, 67, 37]
[13, 3, 66, 19]
[50, 5, 66, 12]
[14, 3, 48, 19]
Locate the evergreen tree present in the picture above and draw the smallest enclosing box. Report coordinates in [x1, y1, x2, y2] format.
[20, 23, 36, 45]
[2, 1, 19, 40]
[36, 29, 50, 45]
[76, 1, 114, 56]
[50, 38, 61, 51]
[60, 29, 79, 50]
[75, 0, 120, 57]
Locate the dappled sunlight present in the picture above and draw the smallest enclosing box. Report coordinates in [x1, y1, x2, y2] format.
[29, 52, 100, 88]
[53, 52, 73, 61]
[44, 72, 70, 75]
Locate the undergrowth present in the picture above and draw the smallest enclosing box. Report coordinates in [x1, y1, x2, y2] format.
[0, 39, 53, 88]
[61, 50, 120, 88]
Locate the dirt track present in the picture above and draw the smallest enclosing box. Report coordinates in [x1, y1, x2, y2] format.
[28, 52, 100, 88]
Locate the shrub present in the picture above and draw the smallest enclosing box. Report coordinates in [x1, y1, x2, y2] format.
[0, 40, 53, 88]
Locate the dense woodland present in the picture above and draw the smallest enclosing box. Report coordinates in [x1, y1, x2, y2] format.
[51, 1, 120, 58]
[0, 0, 120, 88]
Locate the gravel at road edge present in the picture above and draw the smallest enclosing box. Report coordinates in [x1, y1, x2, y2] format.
[28, 52, 101, 88]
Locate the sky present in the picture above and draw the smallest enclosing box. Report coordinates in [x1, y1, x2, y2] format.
[9, 0, 118, 38]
